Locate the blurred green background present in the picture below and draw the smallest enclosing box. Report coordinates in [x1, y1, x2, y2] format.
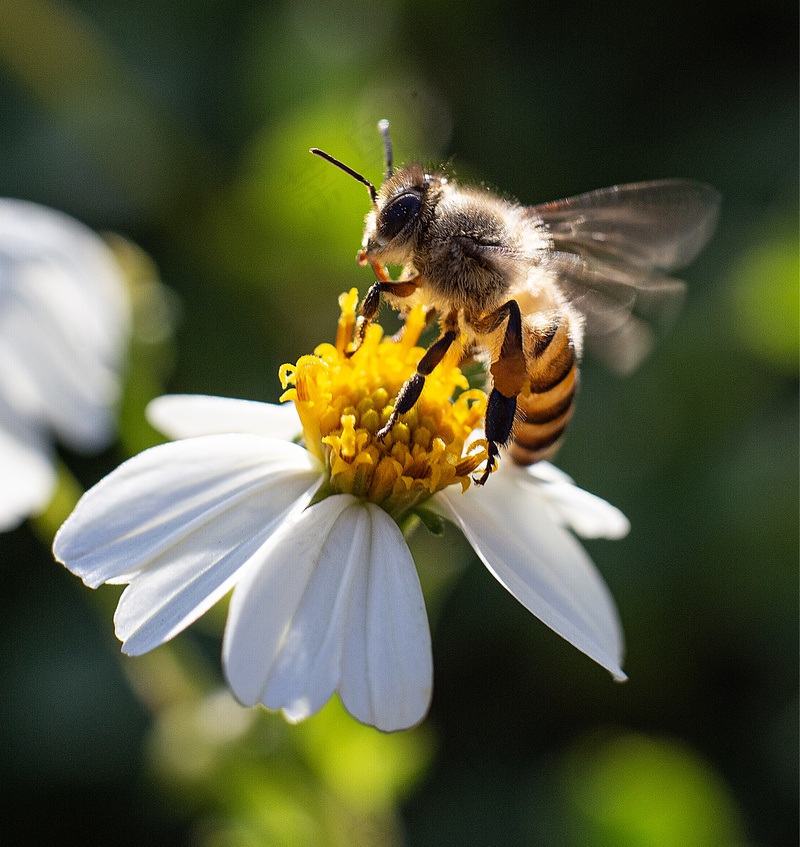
[0, 0, 796, 844]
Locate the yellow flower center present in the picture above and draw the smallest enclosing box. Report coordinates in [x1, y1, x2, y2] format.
[279, 289, 488, 519]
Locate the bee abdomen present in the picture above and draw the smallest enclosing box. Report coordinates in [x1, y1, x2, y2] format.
[510, 318, 578, 466]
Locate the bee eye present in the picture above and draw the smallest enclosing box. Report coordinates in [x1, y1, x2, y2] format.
[380, 192, 422, 241]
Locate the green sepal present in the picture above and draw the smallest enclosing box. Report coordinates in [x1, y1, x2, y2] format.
[411, 507, 445, 536]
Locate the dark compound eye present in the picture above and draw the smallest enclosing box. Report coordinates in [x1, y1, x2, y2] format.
[380, 192, 422, 241]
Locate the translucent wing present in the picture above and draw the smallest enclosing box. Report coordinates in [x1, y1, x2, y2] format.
[527, 179, 720, 372]
[529, 179, 721, 271]
[539, 251, 686, 373]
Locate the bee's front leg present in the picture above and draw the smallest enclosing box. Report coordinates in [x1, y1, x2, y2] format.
[472, 300, 527, 485]
[377, 312, 460, 440]
[348, 258, 418, 356]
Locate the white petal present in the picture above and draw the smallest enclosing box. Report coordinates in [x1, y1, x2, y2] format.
[53, 434, 321, 654]
[338, 503, 432, 731]
[434, 465, 626, 681]
[524, 461, 574, 485]
[223, 495, 355, 718]
[147, 394, 301, 441]
[224, 497, 432, 732]
[0, 200, 130, 451]
[525, 463, 630, 540]
[0, 405, 54, 530]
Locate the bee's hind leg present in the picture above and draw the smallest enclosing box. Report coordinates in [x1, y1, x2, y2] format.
[473, 299, 527, 485]
[477, 392, 516, 485]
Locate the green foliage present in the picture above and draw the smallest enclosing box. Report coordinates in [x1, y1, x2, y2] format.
[562, 734, 745, 847]
[729, 222, 799, 371]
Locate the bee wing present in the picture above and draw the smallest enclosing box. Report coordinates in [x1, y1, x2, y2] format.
[526, 179, 719, 373]
[541, 251, 687, 374]
[529, 179, 721, 272]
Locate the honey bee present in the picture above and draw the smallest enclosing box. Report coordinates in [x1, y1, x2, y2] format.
[311, 120, 720, 484]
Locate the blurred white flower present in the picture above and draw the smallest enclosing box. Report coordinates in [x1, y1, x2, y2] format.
[0, 200, 130, 530]
[54, 292, 629, 732]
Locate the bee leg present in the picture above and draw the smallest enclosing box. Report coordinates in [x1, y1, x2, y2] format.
[377, 327, 459, 440]
[477, 390, 517, 485]
[473, 300, 527, 485]
[349, 269, 419, 356]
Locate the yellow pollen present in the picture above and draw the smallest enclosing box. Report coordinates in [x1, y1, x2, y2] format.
[280, 289, 488, 517]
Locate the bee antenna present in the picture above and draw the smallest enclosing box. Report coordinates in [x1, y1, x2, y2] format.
[310, 147, 378, 204]
[378, 119, 393, 179]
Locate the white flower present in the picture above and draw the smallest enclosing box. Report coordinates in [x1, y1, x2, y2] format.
[0, 200, 130, 530]
[54, 292, 629, 732]
[54, 389, 628, 732]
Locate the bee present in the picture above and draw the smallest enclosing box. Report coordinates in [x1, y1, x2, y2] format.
[311, 120, 720, 484]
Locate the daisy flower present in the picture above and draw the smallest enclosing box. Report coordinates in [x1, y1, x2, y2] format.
[0, 199, 130, 530]
[54, 290, 628, 732]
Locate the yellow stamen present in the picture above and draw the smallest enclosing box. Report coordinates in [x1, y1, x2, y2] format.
[280, 290, 488, 518]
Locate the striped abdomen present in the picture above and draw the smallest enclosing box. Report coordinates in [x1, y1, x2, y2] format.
[510, 314, 579, 465]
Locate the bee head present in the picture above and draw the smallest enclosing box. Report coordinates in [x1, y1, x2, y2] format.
[311, 121, 440, 266]
[362, 164, 433, 263]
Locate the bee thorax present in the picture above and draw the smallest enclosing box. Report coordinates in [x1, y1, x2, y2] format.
[415, 194, 520, 311]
